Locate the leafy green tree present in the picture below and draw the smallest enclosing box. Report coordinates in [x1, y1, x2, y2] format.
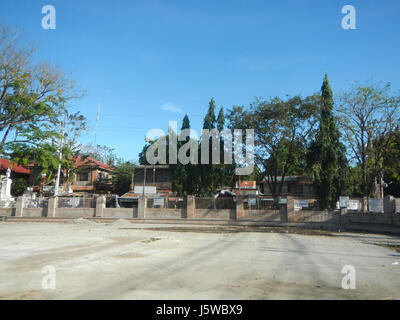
[0, 26, 83, 158]
[12, 111, 86, 190]
[11, 177, 29, 197]
[337, 82, 400, 210]
[112, 161, 137, 196]
[227, 95, 319, 206]
[0, 25, 85, 194]
[382, 129, 400, 197]
[79, 143, 120, 166]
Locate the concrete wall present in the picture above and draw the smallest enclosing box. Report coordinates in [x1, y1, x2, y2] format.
[1, 196, 398, 231]
[145, 208, 185, 219]
[288, 210, 340, 223]
[191, 209, 235, 220]
[238, 210, 280, 222]
[346, 212, 392, 225]
[394, 215, 400, 226]
[103, 208, 137, 219]
[54, 208, 95, 218]
[0, 207, 13, 216]
[22, 208, 43, 218]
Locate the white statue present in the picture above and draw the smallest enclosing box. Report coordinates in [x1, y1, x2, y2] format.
[0, 167, 15, 207]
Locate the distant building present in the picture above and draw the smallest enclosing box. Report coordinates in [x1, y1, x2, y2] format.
[122, 165, 172, 198]
[259, 176, 317, 198]
[68, 156, 114, 193]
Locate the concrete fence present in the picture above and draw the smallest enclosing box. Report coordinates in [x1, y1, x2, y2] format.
[0, 195, 399, 228]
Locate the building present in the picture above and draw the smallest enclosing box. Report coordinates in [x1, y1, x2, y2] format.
[259, 176, 317, 198]
[69, 156, 114, 193]
[28, 156, 115, 195]
[122, 165, 172, 198]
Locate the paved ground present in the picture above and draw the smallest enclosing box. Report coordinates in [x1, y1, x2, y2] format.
[0, 219, 399, 300]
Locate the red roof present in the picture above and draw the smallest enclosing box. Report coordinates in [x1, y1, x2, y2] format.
[12, 156, 112, 172]
[73, 156, 112, 171]
[0, 159, 31, 175]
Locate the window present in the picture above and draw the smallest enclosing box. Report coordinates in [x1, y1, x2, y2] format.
[288, 183, 303, 194]
[78, 171, 89, 182]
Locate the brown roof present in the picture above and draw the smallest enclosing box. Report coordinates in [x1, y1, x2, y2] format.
[73, 156, 113, 171]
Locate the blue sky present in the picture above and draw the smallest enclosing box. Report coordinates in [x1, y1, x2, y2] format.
[1, 0, 399, 162]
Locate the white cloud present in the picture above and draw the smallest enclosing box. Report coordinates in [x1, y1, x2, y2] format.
[162, 102, 184, 114]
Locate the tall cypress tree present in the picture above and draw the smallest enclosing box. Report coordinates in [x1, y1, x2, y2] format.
[172, 114, 192, 196]
[197, 98, 219, 196]
[217, 107, 225, 132]
[307, 74, 342, 209]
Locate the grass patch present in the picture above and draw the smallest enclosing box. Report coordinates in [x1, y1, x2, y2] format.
[141, 237, 161, 243]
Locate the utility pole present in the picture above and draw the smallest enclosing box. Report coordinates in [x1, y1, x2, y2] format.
[142, 166, 147, 196]
[238, 175, 241, 197]
[54, 112, 66, 196]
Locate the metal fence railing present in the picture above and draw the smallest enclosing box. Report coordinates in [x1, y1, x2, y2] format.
[24, 198, 48, 209]
[147, 197, 187, 209]
[58, 196, 96, 208]
[244, 198, 275, 210]
[117, 197, 138, 208]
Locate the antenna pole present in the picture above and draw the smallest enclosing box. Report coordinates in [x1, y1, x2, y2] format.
[95, 104, 100, 147]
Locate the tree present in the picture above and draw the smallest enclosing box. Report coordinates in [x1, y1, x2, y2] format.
[0, 25, 85, 195]
[0, 26, 83, 158]
[12, 110, 87, 191]
[138, 140, 151, 165]
[337, 82, 400, 210]
[196, 98, 225, 196]
[112, 161, 137, 196]
[227, 95, 319, 206]
[382, 129, 400, 197]
[171, 114, 191, 196]
[79, 143, 120, 166]
[11, 177, 28, 197]
[307, 74, 345, 209]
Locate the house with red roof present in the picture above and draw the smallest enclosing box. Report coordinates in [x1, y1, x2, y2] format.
[70, 155, 114, 193]
[26, 155, 115, 195]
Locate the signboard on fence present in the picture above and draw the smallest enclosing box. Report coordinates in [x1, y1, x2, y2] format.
[237, 181, 257, 189]
[369, 199, 384, 213]
[153, 197, 164, 206]
[339, 196, 350, 208]
[294, 199, 309, 211]
[396, 199, 400, 214]
[348, 200, 360, 211]
[298, 200, 309, 208]
[134, 186, 156, 195]
[248, 198, 257, 206]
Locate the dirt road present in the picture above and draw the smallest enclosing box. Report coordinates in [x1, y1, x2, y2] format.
[0, 220, 399, 299]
